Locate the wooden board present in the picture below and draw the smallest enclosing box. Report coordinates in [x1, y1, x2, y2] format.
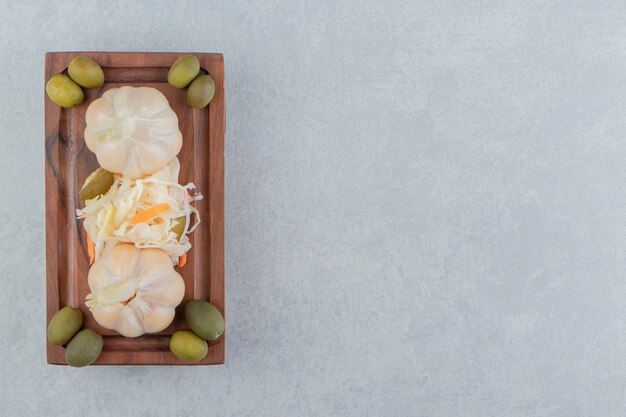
[45, 52, 225, 365]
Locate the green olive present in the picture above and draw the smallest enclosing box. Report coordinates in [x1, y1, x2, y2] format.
[64, 329, 103, 367]
[168, 55, 200, 89]
[170, 330, 208, 362]
[185, 300, 224, 341]
[171, 216, 186, 241]
[45, 74, 84, 108]
[79, 167, 115, 200]
[186, 74, 215, 109]
[68, 56, 105, 88]
[47, 306, 83, 346]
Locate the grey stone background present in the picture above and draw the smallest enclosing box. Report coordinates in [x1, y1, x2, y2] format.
[1, 0, 626, 416]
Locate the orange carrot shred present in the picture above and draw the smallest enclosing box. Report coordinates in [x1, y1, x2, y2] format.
[178, 252, 187, 268]
[131, 203, 170, 225]
[87, 235, 95, 265]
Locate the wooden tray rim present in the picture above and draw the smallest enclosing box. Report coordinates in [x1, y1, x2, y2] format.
[44, 51, 225, 366]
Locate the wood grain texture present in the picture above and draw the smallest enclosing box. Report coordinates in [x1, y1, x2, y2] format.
[45, 52, 225, 365]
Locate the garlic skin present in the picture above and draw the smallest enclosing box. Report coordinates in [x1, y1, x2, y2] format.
[85, 86, 183, 179]
[86, 244, 185, 337]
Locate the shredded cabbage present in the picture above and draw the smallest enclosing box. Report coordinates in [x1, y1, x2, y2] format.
[76, 159, 202, 264]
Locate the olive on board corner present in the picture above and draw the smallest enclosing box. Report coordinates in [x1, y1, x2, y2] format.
[170, 330, 208, 362]
[168, 55, 200, 89]
[186, 74, 215, 109]
[45, 74, 84, 108]
[185, 300, 224, 341]
[65, 328, 103, 367]
[68, 56, 105, 88]
[47, 306, 83, 346]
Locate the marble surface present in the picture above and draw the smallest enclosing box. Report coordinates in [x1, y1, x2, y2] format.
[2, 1, 626, 415]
